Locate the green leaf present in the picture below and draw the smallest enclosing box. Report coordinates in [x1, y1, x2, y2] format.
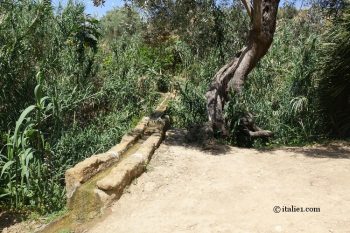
[1, 160, 15, 177]
[0, 193, 10, 198]
[34, 84, 42, 104]
[39, 96, 50, 106]
[13, 105, 36, 145]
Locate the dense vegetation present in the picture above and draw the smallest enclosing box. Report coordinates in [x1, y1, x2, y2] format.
[0, 0, 349, 215]
[0, 0, 160, 213]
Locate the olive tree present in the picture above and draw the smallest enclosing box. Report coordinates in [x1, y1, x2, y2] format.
[205, 0, 279, 138]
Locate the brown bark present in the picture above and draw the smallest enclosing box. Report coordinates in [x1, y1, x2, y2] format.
[205, 0, 280, 136]
[239, 112, 273, 138]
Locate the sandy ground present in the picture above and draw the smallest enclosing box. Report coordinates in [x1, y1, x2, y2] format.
[87, 130, 350, 233]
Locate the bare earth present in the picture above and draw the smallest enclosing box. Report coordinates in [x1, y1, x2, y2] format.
[88, 130, 350, 233]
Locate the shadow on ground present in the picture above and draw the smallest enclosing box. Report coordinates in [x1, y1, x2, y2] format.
[163, 128, 231, 156]
[164, 128, 350, 159]
[285, 143, 350, 159]
[0, 211, 26, 231]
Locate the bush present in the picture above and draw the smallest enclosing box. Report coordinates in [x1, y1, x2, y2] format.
[317, 7, 350, 137]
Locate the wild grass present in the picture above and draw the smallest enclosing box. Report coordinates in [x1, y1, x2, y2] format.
[0, 2, 161, 213]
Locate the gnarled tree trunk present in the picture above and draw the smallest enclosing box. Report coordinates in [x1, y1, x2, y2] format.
[206, 0, 280, 137]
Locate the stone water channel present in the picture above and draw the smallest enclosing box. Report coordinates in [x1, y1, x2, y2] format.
[39, 93, 172, 233]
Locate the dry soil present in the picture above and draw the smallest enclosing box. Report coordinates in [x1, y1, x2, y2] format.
[87, 130, 350, 233]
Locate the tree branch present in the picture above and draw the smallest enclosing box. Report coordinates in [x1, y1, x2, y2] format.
[241, 0, 252, 19]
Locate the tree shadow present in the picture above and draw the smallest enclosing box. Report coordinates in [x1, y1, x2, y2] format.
[283, 142, 350, 159]
[163, 128, 231, 156]
[163, 128, 350, 159]
[0, 210, 26, 231]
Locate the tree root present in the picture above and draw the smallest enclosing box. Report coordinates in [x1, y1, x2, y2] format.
[236, 112, 273, 147]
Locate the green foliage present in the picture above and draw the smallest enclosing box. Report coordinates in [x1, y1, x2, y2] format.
[0, 3, 160, 213]
[0, 0, 102, 212]
[101, 6, 142, 41]
[132, 0, 248, 58]
[0, 0, 52, 131]
[170, 81, 208, 127]
[1, 76, 63, 211]
[317, 7, 350, 137]
[169, 47, 223, 128]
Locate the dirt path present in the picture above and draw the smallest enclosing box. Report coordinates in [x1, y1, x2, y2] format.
[88, 130, 350, 233]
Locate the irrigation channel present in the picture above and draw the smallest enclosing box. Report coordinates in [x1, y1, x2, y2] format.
[39, 93, 173, 233]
